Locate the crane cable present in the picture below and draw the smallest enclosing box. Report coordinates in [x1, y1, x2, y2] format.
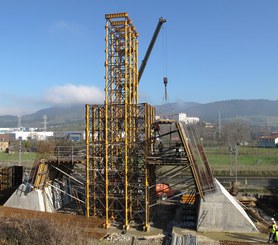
[158, 24, 174, 120]
[163, 21, 168, 79]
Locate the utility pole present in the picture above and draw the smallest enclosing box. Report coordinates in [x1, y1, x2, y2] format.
[235, 144, 238, 182]
[43, 115, 48, 132]
[19, 140, 22, 166]
[229, 145, 233, 176]
[17, 115, 22, 129]
[218, 111, 222, 139]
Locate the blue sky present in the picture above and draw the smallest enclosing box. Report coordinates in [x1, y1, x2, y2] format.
[0, 1, 277, 116]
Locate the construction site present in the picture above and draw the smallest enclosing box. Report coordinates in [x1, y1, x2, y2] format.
[0, 13, 275, 245]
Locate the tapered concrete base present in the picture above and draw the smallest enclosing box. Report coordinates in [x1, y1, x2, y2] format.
[197, 179, 258, 233]
[4, 184, 54, 212]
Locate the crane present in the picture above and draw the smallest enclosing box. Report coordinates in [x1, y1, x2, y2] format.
[138, 17, 166, 82]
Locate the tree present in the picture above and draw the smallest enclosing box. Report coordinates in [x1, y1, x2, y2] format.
[222, 121, 251, 146]
[21, 140, 32, 152]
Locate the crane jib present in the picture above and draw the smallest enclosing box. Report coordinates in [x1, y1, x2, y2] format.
[138, 17, 166, 83]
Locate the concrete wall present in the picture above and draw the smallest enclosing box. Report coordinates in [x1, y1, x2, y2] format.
[197, 179, 258, 233]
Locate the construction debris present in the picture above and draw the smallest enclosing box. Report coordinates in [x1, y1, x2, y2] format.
[236, 196, 257, 208]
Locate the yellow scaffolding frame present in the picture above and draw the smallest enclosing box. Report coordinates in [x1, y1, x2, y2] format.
[85, 12, 215, 231]
[85, 13, 155, 229]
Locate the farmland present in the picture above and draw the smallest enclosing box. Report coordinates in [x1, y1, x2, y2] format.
[0, 145, 277, 177]
[206, 146, 278, 176]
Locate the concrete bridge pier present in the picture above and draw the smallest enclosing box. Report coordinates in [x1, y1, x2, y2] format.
[197, 179, 258, 233]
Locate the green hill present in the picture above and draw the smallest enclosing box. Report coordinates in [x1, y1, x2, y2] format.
[1, 99, 278, 129]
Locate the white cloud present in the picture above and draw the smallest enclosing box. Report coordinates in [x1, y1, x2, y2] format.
[43, 84, 104, 105]
[0, 84, 105, 116]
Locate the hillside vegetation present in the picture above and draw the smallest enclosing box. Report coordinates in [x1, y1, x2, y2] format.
[1, 99, 278, 128]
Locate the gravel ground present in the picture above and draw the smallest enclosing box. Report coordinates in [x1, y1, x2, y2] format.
[99, 223, 269, 245]
[102, 233, 165, 244]
[100, 230, 268, 245]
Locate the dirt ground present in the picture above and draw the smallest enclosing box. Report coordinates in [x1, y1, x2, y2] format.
[0, 206, 271, 245]
[173, 227, 268, 244]
[99, 223, 269, 245]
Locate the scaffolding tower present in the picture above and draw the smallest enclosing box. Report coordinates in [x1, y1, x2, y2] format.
[85, 13, 155, 230]
[85, 12, 215, 231]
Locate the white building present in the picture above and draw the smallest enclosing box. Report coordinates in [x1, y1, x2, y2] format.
[14, 131, 53, 141]
[174, 113, 199, 124]
[0, 128, 53, 141]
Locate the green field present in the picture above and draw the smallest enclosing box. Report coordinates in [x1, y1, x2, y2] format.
[0, 152, 37, 169]
[205, 146, 278, 176]
[0, 146, 278, 176]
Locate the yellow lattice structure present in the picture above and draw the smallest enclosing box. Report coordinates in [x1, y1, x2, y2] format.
[85, 12, 215, 231]
[86, 13, 155, 230]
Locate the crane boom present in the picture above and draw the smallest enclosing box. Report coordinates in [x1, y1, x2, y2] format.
[138, 17, 166, 82]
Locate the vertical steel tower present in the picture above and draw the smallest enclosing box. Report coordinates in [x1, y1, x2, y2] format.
[85, 12, 155, 230]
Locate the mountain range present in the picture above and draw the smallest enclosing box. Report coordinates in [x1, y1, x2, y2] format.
[1, 99, 278, 129]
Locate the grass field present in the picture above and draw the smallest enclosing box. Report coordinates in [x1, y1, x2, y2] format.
[0, 146, 277, 176]
[0, 152, 37, 169]
[205, 146, 278, 176]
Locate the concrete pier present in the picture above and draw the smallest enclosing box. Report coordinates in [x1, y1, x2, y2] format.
[197, 179, 258, 233]
[4, 184, 54, 212]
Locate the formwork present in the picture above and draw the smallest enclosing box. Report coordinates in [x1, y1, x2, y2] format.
[0, 166, 23, 204]
[147, 121, 216, 229]
[3, 144, 88, 213]
[0, 166, 23, 191]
